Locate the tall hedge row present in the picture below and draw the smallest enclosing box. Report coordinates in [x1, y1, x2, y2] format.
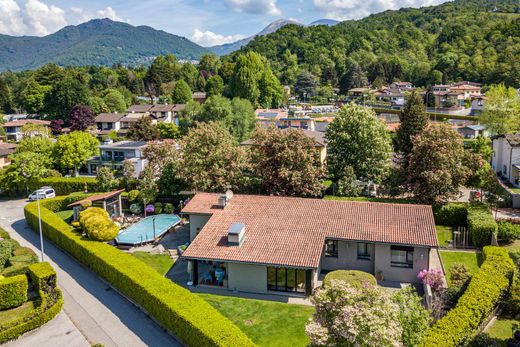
[467, 205, 497, 247]
[421, 247, 514, 347]
[28, 177, 98, 195]
[0, 275, 28, 310]
[433, 203, 468, 227]
[24, 197, 254, 347]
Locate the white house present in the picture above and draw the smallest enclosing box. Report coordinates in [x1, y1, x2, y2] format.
[149, 104, 185, 125]
[491, 134, 520, 187]
[2, 119, 51, 142]
[95, 113, 124, 136]
[86, 140, 148, 177]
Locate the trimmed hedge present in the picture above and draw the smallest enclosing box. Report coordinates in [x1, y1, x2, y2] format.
[24, 197, 254, 347]
[28, 177, 98, 195]
[323, 270, 377, 288]
[467, 205, 497, 247]
[0, 263, 62, 344]
[421, 247, 514, 347]
[0, 274, 28, 310]
[0, 240, 12, 270]
[433, 203, 468, 227]
[79, 208, 118, 241]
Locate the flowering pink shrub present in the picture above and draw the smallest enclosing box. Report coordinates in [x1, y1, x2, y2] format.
[418, 269, 444, 291]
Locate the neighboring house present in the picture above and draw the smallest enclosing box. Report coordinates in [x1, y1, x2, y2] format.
[86, 140, 148, 177]
[432, 82, 482, 109]
[127, 104, 153, 113]
[181, 193, 438, 296]
[95, 113, 124, 136]
[470, 96, 486, 114]
[255, 109, 288, 121]
[241, 128, 327, 164]
[491, 134, 520, 187]
[0, 141, 17, 168]
[192, 92, 207, 103]
[118, 113, 157, 136]
[389, 81, 413, 90]
[278, 116, 316, 131]
[2, 119, 51, 141]
[68, 189, 124, 220]
[347, 87, 374, 98]
[149, 104, 185, 125]
[457, 125, 487, 139]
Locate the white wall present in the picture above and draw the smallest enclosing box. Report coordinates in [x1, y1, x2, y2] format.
[320, 241, 375, 274]
[189, 214, 212, 241]
[373, 245, 430, 283]
[227, 263, 267, 293]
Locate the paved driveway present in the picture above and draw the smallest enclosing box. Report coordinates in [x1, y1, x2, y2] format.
[0, 199, 180, 347]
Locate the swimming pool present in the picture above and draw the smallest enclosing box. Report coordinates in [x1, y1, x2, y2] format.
[115, 214, 182, 245]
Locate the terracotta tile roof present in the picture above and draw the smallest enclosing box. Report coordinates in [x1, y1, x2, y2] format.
[182, 193, 438, 268]
[3, 119, 50, 127]
[68, 189, 124, 207]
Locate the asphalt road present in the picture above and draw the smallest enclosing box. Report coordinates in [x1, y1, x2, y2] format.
[0, 198, 180, 347]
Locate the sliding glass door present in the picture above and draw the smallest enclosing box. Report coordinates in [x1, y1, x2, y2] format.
[267, 267, 306, 293]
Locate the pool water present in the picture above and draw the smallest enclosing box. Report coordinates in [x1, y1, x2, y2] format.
[115, 214, 181, 245]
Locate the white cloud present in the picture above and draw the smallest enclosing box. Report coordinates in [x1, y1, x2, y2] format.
[0, 1, 125, 36]
[224, 0, 281, 16]
[191, 28, 246, 46]
[313, 0, 448, 20]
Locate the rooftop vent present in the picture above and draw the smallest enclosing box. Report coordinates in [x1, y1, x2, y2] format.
[228, 223, 245, 246]
[102, 139, 113, 145]
[217, 190, 234, 208]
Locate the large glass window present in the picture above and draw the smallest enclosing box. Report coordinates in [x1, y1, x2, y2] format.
[325, 239, 338, 257]
[391, 246, 414, 268]
[114, 151, 125, 162]
[267, 267, 306, 293]
[357, 243, 371, 260]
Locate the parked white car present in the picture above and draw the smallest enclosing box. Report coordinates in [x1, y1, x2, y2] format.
[28, 187, 56, 201]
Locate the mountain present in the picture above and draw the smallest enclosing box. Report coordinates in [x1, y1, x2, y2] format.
[232, 0, 520, 87]
[309, 19, 339, 26]
[208, 19, 302, 56]
[0, 18, 209, 71]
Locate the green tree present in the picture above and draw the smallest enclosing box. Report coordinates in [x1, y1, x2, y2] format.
[178, 100, 202, 133]
[393, 287, 431, 347]
[127, 117, 160, 141]
[205, 75, 224, 97]
[157, 122, 181, 139]
[103, 89, 127, 112]
[294, 71, 317, 99]
[250, 126, 325, 197]
[96, 166, 117, 192]
[44, 77, 89, 119]
[180, 122, 246, 192]
[2, 152, 49, 193]
[198, 95, 232, 123]
[171, 80, 192, 104]
[19, 80, 51, 114]
[395, 91, 429, 160]
[480, 84, 520, 135]
[339, 61, 368, 94]
[15, 136, 54, 168]
[88, 96, 109, 114]
[230, 51, 265, 105]
[280, 49, 299, 86]
[138, 166, 158, 204]
[229, 97, 256, 142]
[258, 68, 284, 108]
[198, 54, 221, 75]
[407, 123, 469, 204]
[326, 104, 392, 184]
[0, 77, 13, 114]
[54, 131, 99, 176]
[179, 63, 199, 90]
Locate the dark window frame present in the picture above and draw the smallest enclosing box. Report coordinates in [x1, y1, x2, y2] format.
[390, 245, 414, 268]
[357, 242, 371, 260]
[324, 239, 338, 258]
[267, 267, 306, 293]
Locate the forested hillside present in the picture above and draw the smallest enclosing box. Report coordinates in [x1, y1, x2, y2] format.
[231, 0, 520, 88]
[0, 18, 209, 71]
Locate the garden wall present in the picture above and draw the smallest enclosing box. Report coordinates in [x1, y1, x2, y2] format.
[24, 197, 254, 347]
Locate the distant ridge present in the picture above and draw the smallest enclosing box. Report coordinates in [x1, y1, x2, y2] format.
[0, 18, 210, 71]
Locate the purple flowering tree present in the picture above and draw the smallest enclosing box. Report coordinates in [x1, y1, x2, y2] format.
[69, 105, 95, 131]
[417, 269, 444, 291]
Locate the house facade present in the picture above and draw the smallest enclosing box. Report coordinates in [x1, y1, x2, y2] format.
[86, 140, 148, 177]
[2, 119, 51, 141]
[432, 82, 482, 109]
[491, 134, 520, 187]
[0, 141, 17, 168]
[181, 193, 438, 296]
[95, 113, 124, 136]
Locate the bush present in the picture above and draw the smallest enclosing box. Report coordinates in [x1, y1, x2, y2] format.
[8, 254, 38, 267]
[164, 203, 174, 214]
[449, 263, 471, 288]
[0, 275, 28, 310]
[28, 262, 57, 294]
[129, 203, 142, 214]
[0, 227, 9, 239]
[79, 208, 118, 242]
[28, 177, 98, 195]
[12, 247, 37, 258]
[497, 221, 520, 243]
[323, 270, 377, 288]
[128, 189, 140, 202]
[24, 197, 254, 347]
[433, 203, 468, 226]
[1, 264, 31, 277]
[467, 205, 497, 247]
[420, 247, 514, 347]
[0, 240, 12, 270]
[154, 202, 163, 214]
[508, 282, 520, 318]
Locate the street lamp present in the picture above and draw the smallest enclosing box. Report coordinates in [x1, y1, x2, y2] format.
[36, 193, 45, 262]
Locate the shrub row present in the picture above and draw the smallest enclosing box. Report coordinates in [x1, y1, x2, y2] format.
[467, 205, 497, 247]
[0, 275, 28, 310]
[24, 197, 254, 347]
[420, 247, 514, 347]
[28, 177, 98, 195]
[0, 240, 12, 270]
[496, 221, 520, 243]
[0, 227, 38, 277]
[0, 263, 62, 344]
[433, 203, 469, 227]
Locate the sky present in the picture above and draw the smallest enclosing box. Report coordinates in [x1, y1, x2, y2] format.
[0, 0, 451, 46]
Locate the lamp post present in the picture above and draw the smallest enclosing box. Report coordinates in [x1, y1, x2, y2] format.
[36, 193, 45, 262]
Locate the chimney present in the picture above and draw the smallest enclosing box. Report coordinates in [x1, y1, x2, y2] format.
[228, 223, 245, 246]
[217, 190, 234, 208]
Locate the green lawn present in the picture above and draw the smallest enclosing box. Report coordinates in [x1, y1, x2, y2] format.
[0, 300, 37, 324]
[55, 210, 74, 222]
[484, 317, 520, 346]
[436, 225, 452, 247]
[439, 250, 483, 285]
[502, 240, 520, 252]
[199, 293, 314, 347]
[131, 251, 175, 276]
